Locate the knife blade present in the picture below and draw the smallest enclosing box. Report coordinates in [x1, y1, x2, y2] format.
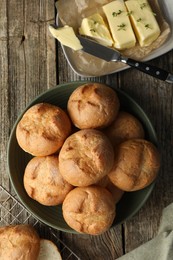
[78, 35, 173, 84]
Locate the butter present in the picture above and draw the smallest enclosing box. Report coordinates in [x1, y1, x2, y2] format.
[79, 13, 113, 47]
[125, 0, 161, 47]
[102, 0, 136, 50]
[49, 25, 83, 51]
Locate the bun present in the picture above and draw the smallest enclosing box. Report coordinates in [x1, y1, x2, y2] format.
[24, 155, 73, 206]
[108, 139, 160, 191]
[16, 103, 71, 156]
[104, 111, 145, 146]
[67, 83, 120, 129]
[97, 175, 124, 203]
[62, 186, 116, 235]
[38, 239, 62, 260]
[0, 225, 40, 260]
[59, 129, 114, 186]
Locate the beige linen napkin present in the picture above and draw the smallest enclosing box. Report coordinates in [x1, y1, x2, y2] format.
[118, 203, 173, 260]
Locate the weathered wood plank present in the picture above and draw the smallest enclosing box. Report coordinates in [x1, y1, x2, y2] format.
[62, 227, 123, 259]
[0, 1, 10, 189]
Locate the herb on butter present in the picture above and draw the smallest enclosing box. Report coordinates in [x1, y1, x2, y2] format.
[127, 11, 133, 16]
[90, 29, 96, 32]
[117, 23, 126, 31]
[145, 24, 152, 29]
[112, 10, 123, 17]
[137, 18, 142, 22]
[140, 3, 148, 10]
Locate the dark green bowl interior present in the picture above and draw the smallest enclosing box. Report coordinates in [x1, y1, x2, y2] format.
[7, 81, 157, 233]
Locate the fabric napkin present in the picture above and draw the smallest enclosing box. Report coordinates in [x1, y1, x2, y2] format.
[118, 203, 173, 260]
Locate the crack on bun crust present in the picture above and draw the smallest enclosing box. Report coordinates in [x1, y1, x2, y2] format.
[62, 186, 116, 235]
[67, 83, 120, 129]
[59, 129, 114, 186]
[16, 103, 71, 156]
[108, 139, 160, 191]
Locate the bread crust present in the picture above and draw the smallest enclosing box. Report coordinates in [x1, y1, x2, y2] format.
[62, 186, 116, 235]
[104, 111, 145, 146]
[24, 155, 73, 206]
[97, 175, 124, 203]
[16, 103, 71, 156]
[59, 129, 114, 186]
[67, 83, 120, 129]
[0, 225, 40, 260]
[108, 139, 160, 191]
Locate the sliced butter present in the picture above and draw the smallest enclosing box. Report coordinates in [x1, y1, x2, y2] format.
[79, 13, 114, 47]
[125, 0, 161, 47]
[49, 25, 83, 51]
[102, 0, 136, 50]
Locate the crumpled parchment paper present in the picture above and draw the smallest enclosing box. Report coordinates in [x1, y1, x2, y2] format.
[56, 0, 170, 76]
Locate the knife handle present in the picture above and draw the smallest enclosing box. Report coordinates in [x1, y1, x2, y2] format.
[126, 58, 169, 82]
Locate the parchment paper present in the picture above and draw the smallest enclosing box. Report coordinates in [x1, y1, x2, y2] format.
[56, 0, 170, 76]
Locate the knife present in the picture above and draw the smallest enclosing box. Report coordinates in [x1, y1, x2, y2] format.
[78, 36, 173, 84]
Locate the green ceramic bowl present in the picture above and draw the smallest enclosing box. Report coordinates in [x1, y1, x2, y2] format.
[7, 81, 158, 233]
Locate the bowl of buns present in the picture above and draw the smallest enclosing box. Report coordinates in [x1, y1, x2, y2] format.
[7, 81, 160, 235]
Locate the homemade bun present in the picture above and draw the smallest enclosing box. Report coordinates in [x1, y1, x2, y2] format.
[24, 155, 73, 206]
[108, 139, 160, 191]
[0, 225, 40, 260]
[67, 83, 120, 129]
[97, 175, 124, 203]
[16, 103, 71, 156]
[59, 129, 114, 186]
[38, 239, 62, 260]
[104, 111, 145, 146]
[62, 186, 116, 235]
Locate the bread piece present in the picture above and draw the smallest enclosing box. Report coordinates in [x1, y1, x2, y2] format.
[67, 83, 120, 129]
[59, 129, 114, 186]
[0, 225, 40, 260]
[24, 155, 73, 206]
[97, 175, 124, 203]
[108, 139, 160, 191]
[16, 103, 71, 156]
[38, 239, 62, 260]
[62, 186, 116, 235]
[104, 111, 145, 146]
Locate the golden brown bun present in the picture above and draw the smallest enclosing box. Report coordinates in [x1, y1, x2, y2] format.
[24, 155, 73, 206]
[97, 175, 124, 203]
[62, 186, 116, 235]
[67, 83, 120, 129]
[104, 111, 145, 146]
[108, 139, 160, 191]
[59, 129, 114, 186]
[16, 103, 71, 156]
[0, 225, 40, 260]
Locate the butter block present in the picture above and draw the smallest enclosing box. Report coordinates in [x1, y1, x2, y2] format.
[49, 25, 83, 51]
[79, 13, 114, 47]
[102, 0, 136, 50]
[125, 0, 161, 47]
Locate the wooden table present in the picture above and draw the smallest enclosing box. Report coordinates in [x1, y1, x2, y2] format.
[1, 1, 173, 259]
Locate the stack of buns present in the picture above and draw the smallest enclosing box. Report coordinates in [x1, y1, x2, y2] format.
[16, 82, 160, 235]
[0, 224, 62, 260]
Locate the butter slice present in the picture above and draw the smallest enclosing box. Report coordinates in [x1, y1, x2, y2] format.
[49, 25, 83, 51]
[103, 0, 136, 50]
[79, 13, 113, 47]
[125, 0, 161, 47]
